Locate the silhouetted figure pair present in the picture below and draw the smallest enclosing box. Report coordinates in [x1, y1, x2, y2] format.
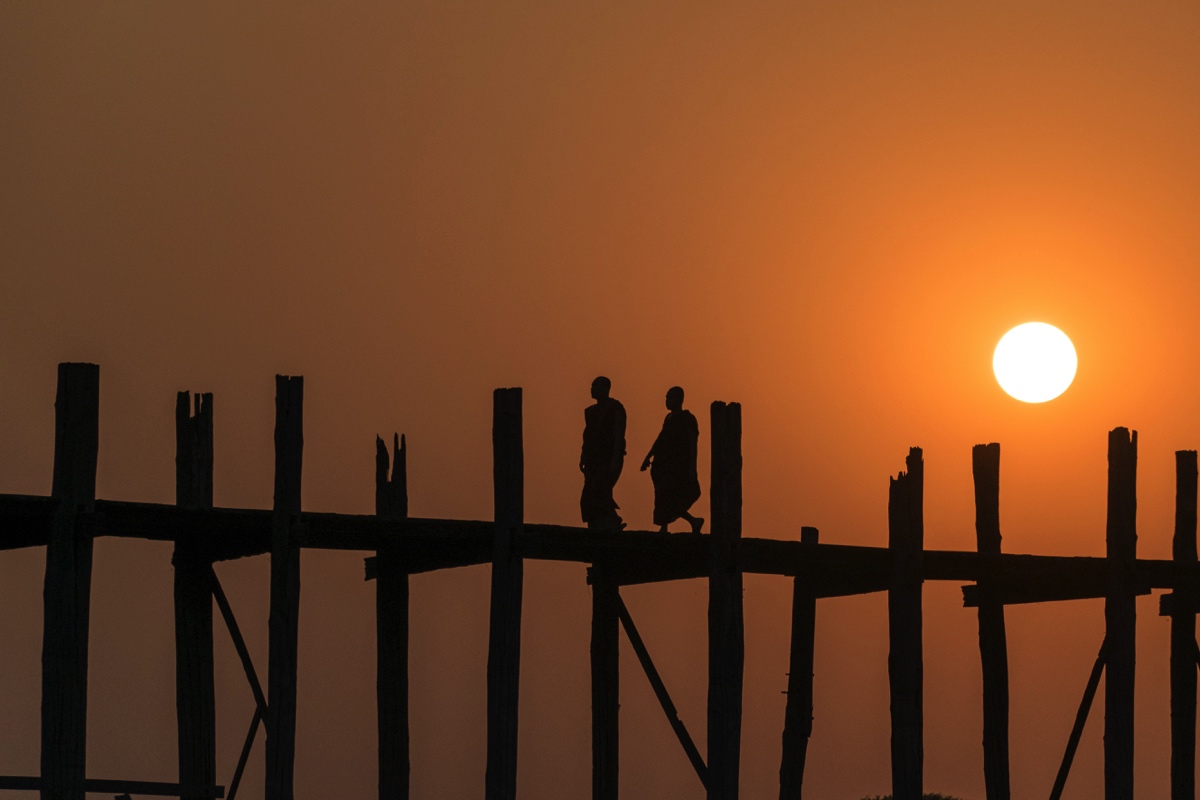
[640, 386, 703, 533]
[580, 376, 627, 530]
[579, 378, 702, 533]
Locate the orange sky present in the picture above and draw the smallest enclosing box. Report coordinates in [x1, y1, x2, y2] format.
[5, 2, 1200, 798]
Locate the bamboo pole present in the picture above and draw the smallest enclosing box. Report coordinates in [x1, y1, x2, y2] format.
[486, 388, 524, 800]
[266, 375, 303, 800]
[1104, 427, 1137, 800]
[174, 391, 216, 800]
[972, 443, 1009, 800]
[708, 401, 744, 800]
[888, 447, 923, 800]
[41, 363, 99, 800]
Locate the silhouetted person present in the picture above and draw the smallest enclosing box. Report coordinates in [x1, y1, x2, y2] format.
[640, 386, 703, 533]
[580, 376, 627, 530]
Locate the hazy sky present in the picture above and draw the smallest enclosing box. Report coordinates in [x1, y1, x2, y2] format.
[5, 2, 1200, 798]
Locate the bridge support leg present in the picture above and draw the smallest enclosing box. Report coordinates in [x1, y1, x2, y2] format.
[486, 388, 524, 800]
[1104, 427, 1137, 800]
[41, 363, 99, 800]
[1170, 450, 1197, 800]
[779, 527, 818, 800]
[708, 401, 743, 800]
[972, 443, 1010, 800]
[591, 572, 619, 800]
[266, 375, 304, 800]
[888, 447, 923, 800]
[377, 433, 410, 800]
[174, 392, 216, 800]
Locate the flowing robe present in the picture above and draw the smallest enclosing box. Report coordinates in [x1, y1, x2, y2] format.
[648, 409, 700, 525]
[580, 397, 626, 525]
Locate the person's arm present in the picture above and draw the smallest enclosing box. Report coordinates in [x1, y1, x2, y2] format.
[642, 415, 666, 471]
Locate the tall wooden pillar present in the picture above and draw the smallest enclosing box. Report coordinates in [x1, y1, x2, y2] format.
[486, 388, 524, 800]
[708, 401, 743, 800]
[174, 391, 216, 800]
[1104, 427, 1137, 800]
[779, 526, 818, 800]
[888, 447, 923, 800]
[972, 443, 1010, 800]
[591, 571, 619, 800]
[1170, 450, 1197, 800]
[266, 375, 303, 800]
[377, 433, 410, 800]
[41, 362, 100, 800]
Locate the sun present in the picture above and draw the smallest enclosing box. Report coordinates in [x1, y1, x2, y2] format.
[993, 322, 1077, 403]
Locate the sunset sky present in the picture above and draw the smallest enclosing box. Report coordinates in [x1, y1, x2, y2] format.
[5, 2, 1200, 798]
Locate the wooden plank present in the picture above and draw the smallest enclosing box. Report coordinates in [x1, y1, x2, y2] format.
[1104, 427, 1137, 800]
[0, 777, 223, 797]
[486, 388, 523, 800]
[266, 375, 303, 800]
[1049, 639, 1106, 800]
[174, 391, 217, 800]
[1171, 450, 1198, 800]
[590, 572, 619, 800]
[376, 433, 410, 800]
[972, 443, 1009, 800]
[708, 401, 744, 800]
[888, 447, 923, 800]
[41, 362, 99, 800]
[615, 594, 707, 789]
[779, 526, 818, 800]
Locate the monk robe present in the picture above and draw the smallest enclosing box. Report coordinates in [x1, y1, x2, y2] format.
[580, 396, 626, 526]
[647, 408, 701, 526]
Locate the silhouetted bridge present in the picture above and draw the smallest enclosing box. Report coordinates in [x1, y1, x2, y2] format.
[1, 363, 1197, 800]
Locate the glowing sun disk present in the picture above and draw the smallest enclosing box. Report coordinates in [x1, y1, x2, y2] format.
[993, 322, 1077, 403]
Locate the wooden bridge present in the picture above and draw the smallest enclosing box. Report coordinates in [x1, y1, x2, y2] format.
[1, 362, 1198, 800]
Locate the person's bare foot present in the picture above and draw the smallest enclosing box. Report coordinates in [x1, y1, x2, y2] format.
[691, 516, 704, 533]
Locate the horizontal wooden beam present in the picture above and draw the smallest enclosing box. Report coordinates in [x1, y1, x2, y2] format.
[1, 494, 1197, 594]
[0, 776, 223, 797]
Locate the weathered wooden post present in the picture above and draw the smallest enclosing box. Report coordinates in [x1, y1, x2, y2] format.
[42, 362, 100, 800]
[174, 392, 216, 800]
[708, 401, 743, 800]
[1104, 427, 1137, 800]
[972, 443, 1010, 800]
[486, 388, 523, 800]
[778, 526, 818, 800]
[376, 433, 409, 800]
[590, 569, 619, 800]
[888, 447, 923, 800]
[1169, 450, 1197, 800]
[266, 375, 303, 800]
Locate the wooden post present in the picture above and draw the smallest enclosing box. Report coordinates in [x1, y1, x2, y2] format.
[972, 443, 1010, 800]
[779, 526, 818, 800]
[174, 392, 216, 800]
[41, 362, 99, 800]
[1104, 427, 1137, 800]
[377, 433, 410, 800]
[888, 447, 923, 800]
[486, 388, 523, 800]
[591, 571, 619, 800]
[266, 375, 303, 800]
[1170, 450, 1197, 800]
[708, 401, 743, 800]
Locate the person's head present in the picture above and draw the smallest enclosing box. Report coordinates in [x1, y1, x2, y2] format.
[591, 376, 611, 400]
[665, 386, 684, 411]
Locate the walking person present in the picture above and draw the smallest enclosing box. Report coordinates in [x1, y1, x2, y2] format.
[580, 376, 627, 530]
[640, 386, 703, 533]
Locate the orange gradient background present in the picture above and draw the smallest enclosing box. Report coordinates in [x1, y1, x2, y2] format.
[4, 3, 1200, 798]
